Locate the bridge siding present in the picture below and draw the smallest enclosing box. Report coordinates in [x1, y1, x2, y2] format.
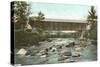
[43, 21, 86, 31]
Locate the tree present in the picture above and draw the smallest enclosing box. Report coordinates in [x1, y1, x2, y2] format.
[29, 17, 35, 27]
[86, 6, 97, 40]
[87, 6, 97, 24]
[13, 1, 31, 32]
[34, 11, 45, 33]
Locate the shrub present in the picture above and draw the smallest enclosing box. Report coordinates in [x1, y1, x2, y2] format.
[15, 31, 41, 48]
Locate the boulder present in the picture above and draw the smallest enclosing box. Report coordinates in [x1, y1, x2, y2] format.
[39, 48, 48, 55]
[79, 40, 86, 48]
[65, 42, 76, 48]
[69, 42, 76, 47]
[40, 54, 48, 58]
[63, 52, 71, 56]
[60, 51, 72, 56]
[56, 45, 62, 49]
[49, 45, 57, 52]
[17, 48, 27, 56]
[65, 45, 71, 47]
[58, 52, 70, 61]
[51, 47, 57, 52]
[25, 46, 39, 56]
[72, 52, 81, 57]
[58, 56, 69, 61]
[47, 39, 52, 42]
[75, 47, 83, 52]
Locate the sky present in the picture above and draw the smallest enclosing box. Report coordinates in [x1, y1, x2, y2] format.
[29, 2, 91, 20]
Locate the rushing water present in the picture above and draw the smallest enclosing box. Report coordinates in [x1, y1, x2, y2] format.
[14, 38, 97, 65]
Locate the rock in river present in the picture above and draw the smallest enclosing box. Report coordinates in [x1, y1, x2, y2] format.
[58, 51, 71, 61]
[17, 48, 27, 56]
[72, 52, 81, 57]
[60, 51, 72, 56]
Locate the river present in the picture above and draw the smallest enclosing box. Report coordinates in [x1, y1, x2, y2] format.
[14, 38, 97, 65]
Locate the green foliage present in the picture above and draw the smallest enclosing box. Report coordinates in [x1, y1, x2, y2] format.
[14, 1, 31, 31]
[86, 6, 97, 40]
[15, 31, 41, 48]
[13, 2, 46, 48]
[34, 12, 45, 33]
[35, 12, 45, 22]
[89, 24, 97, 40]
[29, 12, 45, 34]
[87, 6, 97, 23]
[29, 17, 35, 27]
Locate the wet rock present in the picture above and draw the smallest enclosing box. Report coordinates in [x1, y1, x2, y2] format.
[72, 52, 81, 57]
[58, 53, 70, 61]
[47, 39, 52, 42]
[36, 48, 48, 56]
[79, 41, 86, 48]
[58, 51, 71, 61]
[65, 42, 76, 48]
[58, 56, 70, 61]
[25, 46, 39, 56]
[40, 54, 48, 58]
[38, 49, 48, 58]
[69, 42, 76, 47]
[56, 45, 62, 49]
[36, 52, 41, 56]
[40, 48, 48, 54]
[65, 45, 71, 47]
[17, 48, 27, 56]
[49, 46, 52, 50]
[74, 46, 83, 52]
[60, 51, 72, 56]
[51, 47, 57, 52]
[26, 49, 38, 56]
[49, 45, 57, 52]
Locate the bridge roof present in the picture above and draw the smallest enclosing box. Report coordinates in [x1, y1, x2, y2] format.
[43, 18, 87, 23]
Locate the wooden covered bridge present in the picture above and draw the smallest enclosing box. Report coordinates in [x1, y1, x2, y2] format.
[42, 18, 87, 31]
